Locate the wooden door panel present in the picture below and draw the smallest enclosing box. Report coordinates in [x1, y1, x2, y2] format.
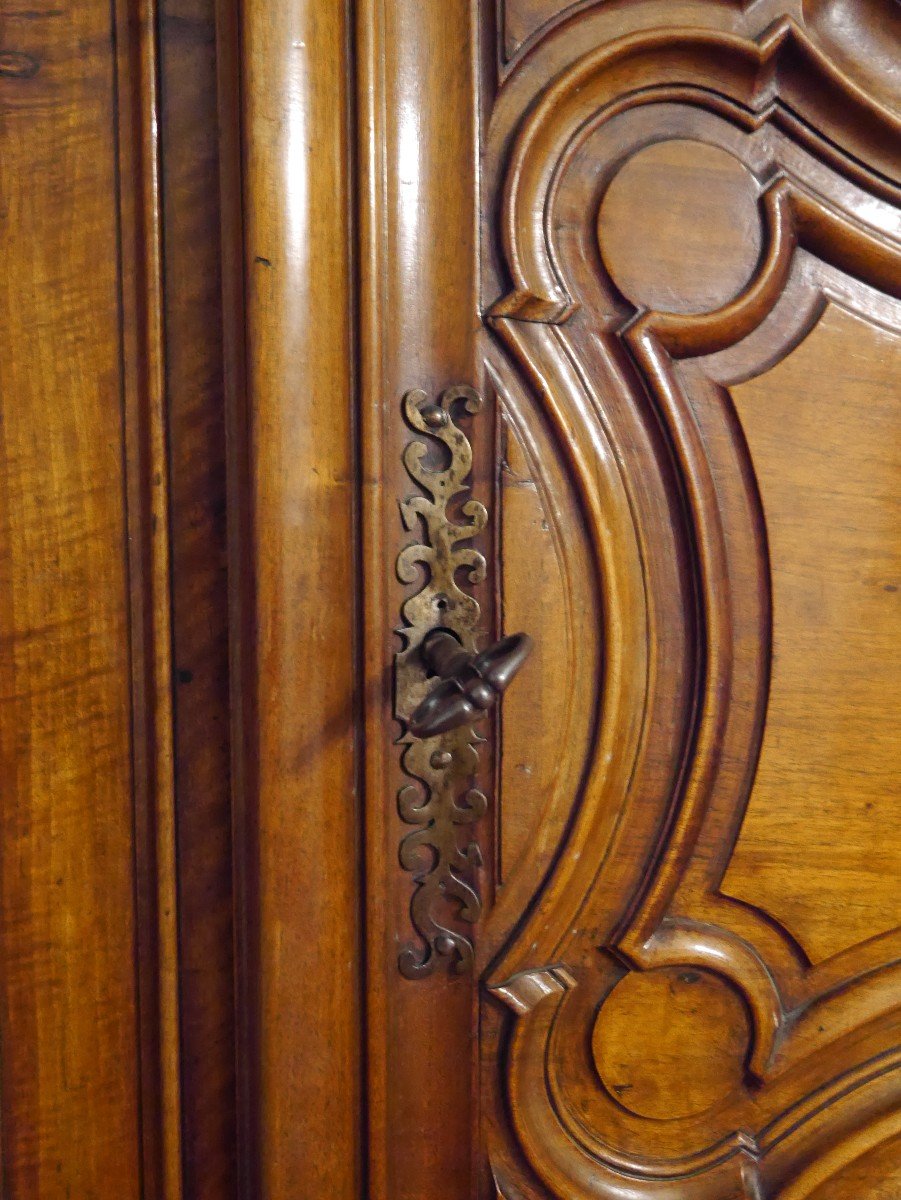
[0, 0, 236, 1191]
[720, 301, 900, 964]
[479, 4, 901, 1199]
[0, 7, 143, 1177]
[222, 2, 900, 1196]
[7, 2, 897, 1194]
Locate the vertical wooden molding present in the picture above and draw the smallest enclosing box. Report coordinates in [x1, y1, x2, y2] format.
[214, 0, 254, 1194]
[357, 1, 483, 1195]
[157, 0, 237, 1189]
[113, 0, 184, 1193]
[220, 0, 363, 1196]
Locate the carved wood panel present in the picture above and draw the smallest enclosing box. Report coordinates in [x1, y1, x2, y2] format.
[479, 4, 901, 1197]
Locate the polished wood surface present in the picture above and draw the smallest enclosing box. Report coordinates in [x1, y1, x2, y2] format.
[159, 0, 236, 1191]
[0, 0, 182, 1192]
[1, 0, 898, 1196]
[0, 1, 144, 1184]
[357, 5, 486, 1197]
[481, 4, 901, 1197]
[722, 304, 900, 963]
[0, 0, 236, 1189]
[222, 1, 362, 1197]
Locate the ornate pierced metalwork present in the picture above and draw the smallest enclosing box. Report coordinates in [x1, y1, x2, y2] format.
[395, 385, 488, 978]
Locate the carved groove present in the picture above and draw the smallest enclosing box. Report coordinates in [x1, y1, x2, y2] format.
[395, 386, 489, 977]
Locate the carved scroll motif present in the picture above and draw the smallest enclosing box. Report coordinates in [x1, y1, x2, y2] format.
[395, 386, 489, 978]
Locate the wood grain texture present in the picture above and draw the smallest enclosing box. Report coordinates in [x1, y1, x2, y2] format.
[5, 1, 899, 1196]
[222, 0, 362, 1196]
[215, 2, 901, 1194]
[495, 411, 577, 885]
[115, 0, 185, 1184]
[0, 0, 183, 1191]
[159, 0, 236, 1191]
[721, 303, 900, 965]
[598, 138, 763, 314]
[0, 4, 143, 1179]
[357, 3, 488, 1197]
[498, 0, 582, 62]
[482, 3, 901, 1198]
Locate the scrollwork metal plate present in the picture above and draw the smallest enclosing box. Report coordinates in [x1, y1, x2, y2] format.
[395, 385, 488, 978]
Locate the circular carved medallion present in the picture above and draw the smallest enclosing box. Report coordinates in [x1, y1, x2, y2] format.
[598, 139, 763, 315]
[592, 966, 750, 1120]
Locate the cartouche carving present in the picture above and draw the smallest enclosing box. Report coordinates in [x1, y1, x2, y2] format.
[395, 386, 489, 978]
[484, 13, 901, 1199]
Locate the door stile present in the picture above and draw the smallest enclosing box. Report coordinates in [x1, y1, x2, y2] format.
[357, 3, 490, 1197]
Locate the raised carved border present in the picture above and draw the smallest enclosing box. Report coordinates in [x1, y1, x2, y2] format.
[484, 17, 901, 1199]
